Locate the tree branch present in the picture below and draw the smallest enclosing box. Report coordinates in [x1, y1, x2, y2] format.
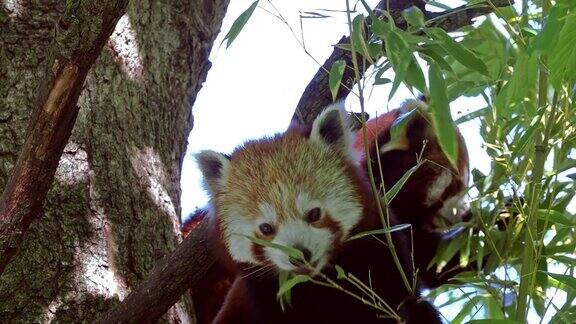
[0, 0, 128, 274]
[291, 0, 514, 125]
[95, 220, 214, 324]
[97, 0, 514, 321]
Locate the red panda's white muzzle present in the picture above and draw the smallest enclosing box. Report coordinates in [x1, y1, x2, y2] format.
[265, 219, 334, 274]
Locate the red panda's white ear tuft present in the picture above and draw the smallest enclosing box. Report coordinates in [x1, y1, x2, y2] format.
[195, 150, 230, 195]
[310, 104, 357, 163]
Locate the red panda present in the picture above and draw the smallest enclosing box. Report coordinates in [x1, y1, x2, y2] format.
[355, 99, 469, 230]
[195, 104, 442, 323]
[355, 99, 469, 286]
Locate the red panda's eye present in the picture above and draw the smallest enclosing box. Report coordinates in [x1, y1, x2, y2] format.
[306, 207, 322, 223]
[259, 223, 275, 236]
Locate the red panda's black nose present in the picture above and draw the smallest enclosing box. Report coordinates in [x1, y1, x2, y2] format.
[293, 245, 312, 263]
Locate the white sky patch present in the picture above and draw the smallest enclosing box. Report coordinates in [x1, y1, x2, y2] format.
[108, 14, 143, 80]
[130, 147, 181, 236]
[3, 0, 23, 17]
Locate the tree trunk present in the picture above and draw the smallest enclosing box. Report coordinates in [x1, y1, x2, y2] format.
[0, 0, 228, 322]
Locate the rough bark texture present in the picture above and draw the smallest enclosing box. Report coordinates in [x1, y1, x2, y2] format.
[96, 220, 213, 324]
[0, 0, 129, 276]
[0, 0, 228, 322]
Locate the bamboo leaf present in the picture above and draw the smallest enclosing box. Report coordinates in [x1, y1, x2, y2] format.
[335, 265, 346, 279]
[385, 163, 421, 203]
[507, 53, 538, 105]
[549, 14, 576, 89]
[418, 47, 453, 73]
[510, 111, 543, 161]
[276, 274, 311, 301]
[547, 255, 576, 266]
[434, 230, 466, 272]
[405, 56, 427, 93]
[359, 0, 375, 20]
[221, 1, 259, 49]
[455, 107, 489, 124]
[460, 228, 472, 268]
[278, 270, 292, 310]
[371, 18, 390, 39]
[427, 27, 490, 77]
[429, 63, 458, 168]
[402, 6, 425, 28]
[352, 15, 374, 64]
[347, 224, 412, 241]
[329, 60, 346, 101]
[384, 31, 412, 99]
[244, 235, 304, 260]
[543, 272, 576, 292]
[537, 209, 575, 227]
[452, 296, 483, 324]
[534, 5, 567, 54]
[550, 306, 576, 324]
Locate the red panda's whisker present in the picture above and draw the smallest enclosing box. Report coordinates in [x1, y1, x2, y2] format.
[241, 265, 273, 280]
[254, 266, 276, 279]
[242, 264, 261, 272]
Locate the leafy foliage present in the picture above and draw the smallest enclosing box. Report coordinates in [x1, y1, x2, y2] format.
[338, 1, 576, 322]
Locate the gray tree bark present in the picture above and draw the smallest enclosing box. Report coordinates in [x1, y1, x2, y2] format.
[0, 0, 228, 322]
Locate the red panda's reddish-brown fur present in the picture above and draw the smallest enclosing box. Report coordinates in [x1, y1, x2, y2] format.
[192, 104, 445, 323]
[355, 100, 469, 286]
[356, 101, 469, 230]
[185, 100, 469, 323]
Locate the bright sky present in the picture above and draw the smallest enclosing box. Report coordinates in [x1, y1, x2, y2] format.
[180, 0, 490, 218]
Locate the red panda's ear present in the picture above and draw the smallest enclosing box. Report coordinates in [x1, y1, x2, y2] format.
[310, 104, 357, 162]
[379, 99, 429, 153]
[195, 150, 230, 195]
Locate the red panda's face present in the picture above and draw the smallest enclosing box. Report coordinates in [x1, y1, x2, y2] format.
[196, 105, 363, 274]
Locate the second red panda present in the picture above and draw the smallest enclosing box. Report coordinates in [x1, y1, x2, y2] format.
[196, 104, 442, 323]
[355, 99, 469, 286]
[355, 99, 469, 229]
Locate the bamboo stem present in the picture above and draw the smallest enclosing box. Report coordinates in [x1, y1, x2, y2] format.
[515, 2, 551, 320]
[344, 0, 413, 293]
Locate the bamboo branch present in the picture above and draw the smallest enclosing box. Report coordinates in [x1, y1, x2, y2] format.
[0, 0, 128, 275]
[516, 1, 551, 320]
[291, 0, 514, 125]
